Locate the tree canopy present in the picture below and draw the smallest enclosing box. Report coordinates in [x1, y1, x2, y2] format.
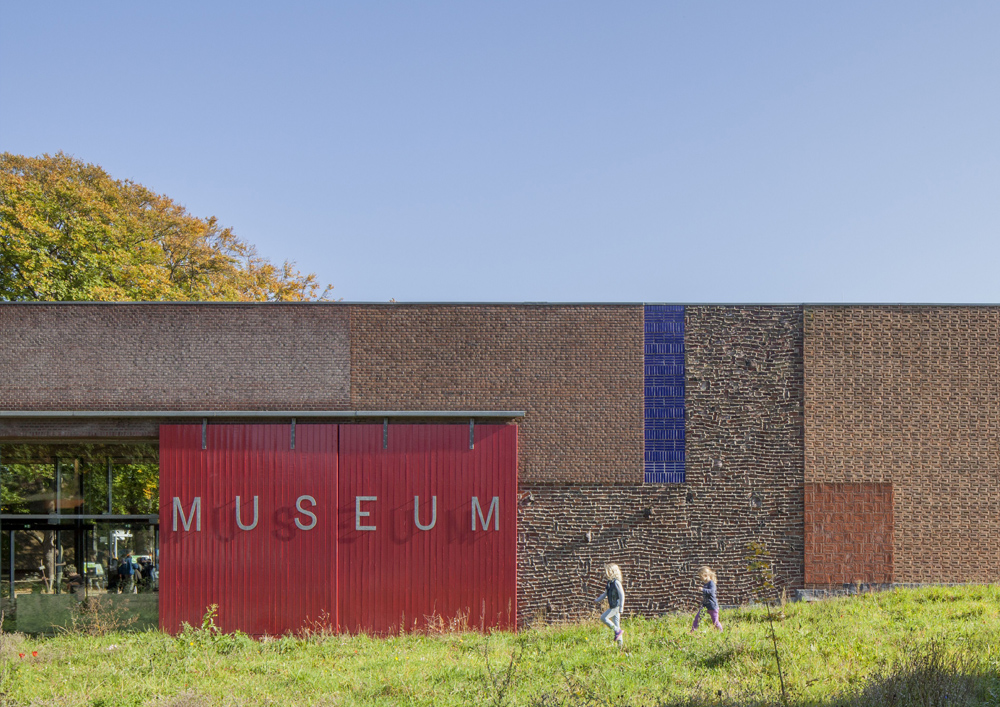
[0, 152, 331, 301]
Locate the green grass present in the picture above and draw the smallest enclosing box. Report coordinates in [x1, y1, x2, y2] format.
[1, 585, 999, 706]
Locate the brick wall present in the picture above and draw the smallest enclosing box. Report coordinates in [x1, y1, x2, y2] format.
[0, 304, 350, 412]
[518, 306, 806, 621]
[805, 306, 1000, 583]
[350, 305, 644, 485]
[804, 482, 893, 586]
[517, 484, 689, 622]
[683, 306, 805, 601]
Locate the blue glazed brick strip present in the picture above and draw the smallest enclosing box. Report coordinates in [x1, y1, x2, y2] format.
[643, 305, 685, 483]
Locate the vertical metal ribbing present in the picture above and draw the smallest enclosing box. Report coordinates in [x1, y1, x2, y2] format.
[106, 458, 113, 514]
[77, 458, 84, 515]
[338, 424, 516, 635]
[55, 459, 61, 521]
[7, 532, 12, 605]
[0, 445, 3, 595]
[160, 423, 338, 636]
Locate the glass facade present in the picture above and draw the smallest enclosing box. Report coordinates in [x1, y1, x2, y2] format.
[0, 444, 159, 633]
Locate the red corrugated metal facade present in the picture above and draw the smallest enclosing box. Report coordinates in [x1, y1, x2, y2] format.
[159, 424, 339, 635]
[159, 423, 516, 635]
[339, 424, 518, 634]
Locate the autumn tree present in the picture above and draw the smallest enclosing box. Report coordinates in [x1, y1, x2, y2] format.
[0, 152, 331, 301]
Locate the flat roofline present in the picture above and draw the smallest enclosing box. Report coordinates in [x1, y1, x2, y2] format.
[0, 410, 525, 419]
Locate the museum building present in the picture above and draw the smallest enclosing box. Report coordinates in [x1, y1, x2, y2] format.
[0, 302, 995, 634]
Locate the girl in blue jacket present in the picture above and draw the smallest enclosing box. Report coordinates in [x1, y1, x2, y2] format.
[692, 565, 723, 632]
[594, 563, 625, 646]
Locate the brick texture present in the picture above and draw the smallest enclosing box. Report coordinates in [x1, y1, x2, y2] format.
[0, 304, 350, 413]
[804, 482, 893, 586]
[805, 306, 1000, 583]
[517, 484, 689, 622]
[683, 306, 805, 602]
[518, 306, 806, 622]
[350, 305, 644, 485]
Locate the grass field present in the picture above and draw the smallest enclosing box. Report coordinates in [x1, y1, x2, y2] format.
[1, 585, 998, 706]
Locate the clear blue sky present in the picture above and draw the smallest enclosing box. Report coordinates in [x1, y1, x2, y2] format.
[3, 2, 999, 302]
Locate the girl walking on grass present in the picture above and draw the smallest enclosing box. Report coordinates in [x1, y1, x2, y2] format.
[594, 563, 626, 646]
[691, 565, 723, 632]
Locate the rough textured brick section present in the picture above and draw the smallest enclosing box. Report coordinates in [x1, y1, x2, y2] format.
[518, 306, 806, 622]
[805, 306, 1000, 583]
[804, 482, 893, 586]
[0, 303, 351, 414]
[518, 485, 690, 622]
[350, 305, 644, 485]
[684, 306, 805, 602]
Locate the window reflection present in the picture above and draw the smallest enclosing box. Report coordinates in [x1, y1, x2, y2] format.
[0, 444, 159, 633]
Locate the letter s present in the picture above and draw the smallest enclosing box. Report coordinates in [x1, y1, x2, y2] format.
[295, 495, 317, 531]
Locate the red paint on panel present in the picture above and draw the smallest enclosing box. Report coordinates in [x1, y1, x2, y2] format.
[159, 423, 516, 636]
[338, 424, 518, 634]
[159, 424, 338, 635]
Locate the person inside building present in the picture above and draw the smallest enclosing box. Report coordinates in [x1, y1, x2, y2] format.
[118, 550, 137, 594]
[64, 564, 85, 594]
[106, 556, 120, 593]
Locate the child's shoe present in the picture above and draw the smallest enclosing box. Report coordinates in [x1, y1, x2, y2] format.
[614, 629, 624, 644]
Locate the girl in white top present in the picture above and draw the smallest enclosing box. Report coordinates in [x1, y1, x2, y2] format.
[593, 563, 625, 646]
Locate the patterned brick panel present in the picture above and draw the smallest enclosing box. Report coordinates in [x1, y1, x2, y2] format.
[0, 304, 350, 413]
[518, 484, 689, 622]
[350, 305, 644, 485]
[684, 306, 805, 601]
[805, 306, 1000, 583]
[804, 482, 893, 586]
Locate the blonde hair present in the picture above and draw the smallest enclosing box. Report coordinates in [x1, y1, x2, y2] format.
[698, 566, 717, 583]
[604, 563, 623, 583]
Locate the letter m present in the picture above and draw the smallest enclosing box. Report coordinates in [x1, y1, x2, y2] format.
[472, 496, 500, 531]
[172, 497, 202, 531]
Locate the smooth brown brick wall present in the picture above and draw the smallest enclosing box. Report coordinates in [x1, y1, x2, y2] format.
[350, 305, 644, 485]
[805, 306, 1000, 583]
[0, 303, 350, 413]
[804, 482, 893, 586]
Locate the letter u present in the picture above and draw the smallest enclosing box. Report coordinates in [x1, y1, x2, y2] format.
[414, 495, 437, 531]
[236, 495, 259, 531]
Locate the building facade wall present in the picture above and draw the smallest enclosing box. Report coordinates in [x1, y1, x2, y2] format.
[517, 306, 805, 621]
[16, 302, 1000, 618]
[349, 304, 644, 486]
[0, 303, 351, 412]
[683, 306, 805, 604]
[804, 306, 1000, 584]
[804, 482, 894, 586]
